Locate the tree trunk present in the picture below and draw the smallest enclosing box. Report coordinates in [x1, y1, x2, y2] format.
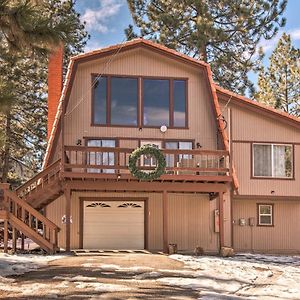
[285, 65, 289, 114]
[2, 112, 11, 183]
[199, 43, 208, 62]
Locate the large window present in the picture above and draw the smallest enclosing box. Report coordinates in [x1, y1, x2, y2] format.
[257, 204, 274, 226]
[93, 76, 138, 126]
[92, 75, 187, 128]
[252, 143, 293, 178]
[111, 77, 138, 126]
[143, 78, 187, 127]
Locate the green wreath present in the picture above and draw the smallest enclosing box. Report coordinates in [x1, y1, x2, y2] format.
[128, 144, 166, 181]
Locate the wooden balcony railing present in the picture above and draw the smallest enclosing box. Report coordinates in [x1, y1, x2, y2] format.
[64, 146, 231, 181]
[16, 159, 61, 199]
[5, 189, 60, 248]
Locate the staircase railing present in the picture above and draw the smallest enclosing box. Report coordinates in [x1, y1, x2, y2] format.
[16, 159, 61, 199]
[5, 189, 60, 249]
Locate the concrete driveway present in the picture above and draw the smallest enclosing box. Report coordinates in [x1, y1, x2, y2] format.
[0, 252, 200, 299]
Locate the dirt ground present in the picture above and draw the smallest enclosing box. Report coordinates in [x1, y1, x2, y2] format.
[0, 252, 201, 300]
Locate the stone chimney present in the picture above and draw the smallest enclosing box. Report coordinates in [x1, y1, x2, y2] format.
[47, 46, 64, 140]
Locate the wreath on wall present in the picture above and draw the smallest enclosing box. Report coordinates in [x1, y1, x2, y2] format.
[128, 144, 166, 181]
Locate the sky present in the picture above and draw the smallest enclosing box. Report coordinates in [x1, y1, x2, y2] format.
[75, 0, 300, 86]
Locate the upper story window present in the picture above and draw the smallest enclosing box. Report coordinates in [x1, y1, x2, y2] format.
[93, 76, 138, 126]
[92, 75, 187, 128]
[143, 78, 187, 127]
[252, 143, 293, 179]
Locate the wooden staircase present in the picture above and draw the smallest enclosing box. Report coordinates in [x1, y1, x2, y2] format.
[0, 160, 63, 254]
[16, 159, 63, 209]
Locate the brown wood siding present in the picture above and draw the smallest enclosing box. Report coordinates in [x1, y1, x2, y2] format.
[232, 143, 300, 196]
[233, 198, 300, 253]
[46, 191, 219, 252]
[219, 100, 300, 197]
[64, 48, 219, 151]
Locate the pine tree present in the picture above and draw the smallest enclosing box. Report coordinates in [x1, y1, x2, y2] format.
[256, 33, 300, 116]
[0, 0, 89, 184]
[126, 0, 287, 94]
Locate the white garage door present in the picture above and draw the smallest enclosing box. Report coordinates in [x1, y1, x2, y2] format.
[83, 200, 144, 249]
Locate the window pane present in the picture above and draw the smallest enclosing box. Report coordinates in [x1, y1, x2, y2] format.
[165, 142, 178, 167]
[87, 140, 115, 173]
[259, 205, 271, 215]
[93, 77, 107, 124]
[143, 79, 169, 126]
[253, 144, 272, 176]
[260, 215, 272, 225]
[111, 77, 138, 125]
[273, 145, 292, 178]
[179, 142, 192, 160]
[174, 80, 186, 127]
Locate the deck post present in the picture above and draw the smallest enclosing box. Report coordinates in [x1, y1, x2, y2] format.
[162, 190, 169, 254]
[65, 187, 71, 252]
[4, 220, 8, 253]
[21, 233, 25, 251]
[12, 227, 17, 253]
[218, 192, 225, 250]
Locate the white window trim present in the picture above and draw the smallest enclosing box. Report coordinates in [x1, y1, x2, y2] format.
[252, 143, 293, 179]
[258, 204, 273, 226]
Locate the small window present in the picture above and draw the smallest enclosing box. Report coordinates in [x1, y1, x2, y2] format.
[258, 204, 273, 226]
[87, 139, 115, 173]
[165, 141, 193, 167]
[173, 80, 187, 127]
[253, 144, 293, 178]
[93, 77, 107, 125]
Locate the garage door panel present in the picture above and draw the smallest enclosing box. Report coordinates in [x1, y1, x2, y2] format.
[83, 200, 145, 249]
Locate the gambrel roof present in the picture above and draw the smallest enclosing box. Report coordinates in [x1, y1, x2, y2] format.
[43, 38, 300, 191]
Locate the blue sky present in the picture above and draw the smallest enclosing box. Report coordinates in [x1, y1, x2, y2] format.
[75, 0, 300, 85]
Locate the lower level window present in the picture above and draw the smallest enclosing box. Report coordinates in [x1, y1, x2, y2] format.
[258, 204, 273, 226]
[87, 139, 115, 173]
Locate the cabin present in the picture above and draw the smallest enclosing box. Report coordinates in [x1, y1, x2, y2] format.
[0, 39, 299, 254]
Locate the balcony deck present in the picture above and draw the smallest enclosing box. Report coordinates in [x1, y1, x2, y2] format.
[63, 146, 232, 184]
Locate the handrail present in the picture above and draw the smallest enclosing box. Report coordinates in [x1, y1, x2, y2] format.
[4, 189, 60, 249]
[6, 190, 58, 230]
[16, 159, 61, 197]
[63, 145, 231, 178]
[64, 145, 229, 156]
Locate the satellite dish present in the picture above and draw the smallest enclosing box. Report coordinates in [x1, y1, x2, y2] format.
[160, 125, 167, 133]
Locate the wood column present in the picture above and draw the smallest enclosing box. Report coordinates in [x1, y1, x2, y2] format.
[4, 220, 8, 253]
[21, 233, 25, 251]
[162, 190, 169, 253]
[218, 192, 225, 249]
[12, 227, 17, 253]
[65, 187, 71, 252]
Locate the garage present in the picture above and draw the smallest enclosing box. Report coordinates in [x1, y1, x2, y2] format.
[83, 200, 145, 249]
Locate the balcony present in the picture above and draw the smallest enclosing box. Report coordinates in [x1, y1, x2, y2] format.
[63, 146, 232, 183]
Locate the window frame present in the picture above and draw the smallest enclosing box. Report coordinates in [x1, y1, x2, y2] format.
[85, 138, 118, 174]
[257, 203, 274, 227]
[91, 74, 140, 127]
[251, 143, 294, 180]
[91, 74, 188, 129]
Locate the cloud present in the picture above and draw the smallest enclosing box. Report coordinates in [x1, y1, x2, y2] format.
[81, 0, 123, 33]
[84, 40, 104, 51]
[259, 27, 300, 53]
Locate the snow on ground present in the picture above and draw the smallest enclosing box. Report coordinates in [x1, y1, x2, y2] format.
[165, 253, 300, 299]
[0, 252, 65, 278]
[1, 252, 300, 299]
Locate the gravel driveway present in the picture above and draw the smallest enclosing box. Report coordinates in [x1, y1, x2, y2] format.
[0, 252, 200, 299]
